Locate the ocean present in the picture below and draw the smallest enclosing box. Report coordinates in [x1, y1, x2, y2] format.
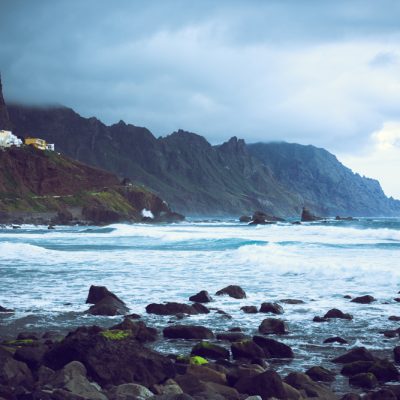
[1, 218, 399, 392]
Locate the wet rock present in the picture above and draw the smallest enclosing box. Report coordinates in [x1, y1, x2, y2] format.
[108, 383, 154, 400]
[87, 296, 129, 316]
[86, 285, 124, 304]
[37, 364, 56, 386]
[258, 318, 287, 334]
[284, 372, 337, 399]
[226, 364, 266, 387]
[394, 298, 400, 302]
[234, 370, 287, 400]
[48, 361, 108, 400]
[146, 302, 205, 316]
[253, 336, 294, 359]
[306, 366, 335, 382]
[324, 308, 353, 320]
[333, 347, 375, 363]
[216, 332, 247, 342]
[151, 378, 183, 396]
[301, 207, 322, 222]
[189, 291, 212, 303]
[191, 342, 230, 360]
[350, 295, 375, 304]
[17, 332, 39, 340]
[363, 389, 397, 400]
[394, 346, 400, 363]
[44, 325, 175, 387]
[163, 325, 214, 340]
[241, 306, 258, 314]
[186, 364, 227, 385]
[259, 302, 284, 314]
[341, 361, 374, 376]
[14, 344, 47, 370]
[191, 303, 210, 314]
[279, 299, 305, 304]
[368, 359, 399, 382]
[340, 394, 361, 400]
[215, 285, 246, 299]
[239, 216, 251, 223]
[343, 295, 352, 299]
[110, 318, 157, 343]
[324, 336, 348, 344]
[0, 306, 13, 313]
[313, 316, 328, 323]
[231, 340, 265, 360]
[349, 372, 378, 389]
[0, 347, 33, 390]
[382, 329, 398, 338]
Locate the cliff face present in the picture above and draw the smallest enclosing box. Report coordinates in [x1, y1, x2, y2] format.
[7, 103, 400, 217]
[0, 146, 183, 225]
[247, 142, 400, 217]
[0, 76, 11, 130]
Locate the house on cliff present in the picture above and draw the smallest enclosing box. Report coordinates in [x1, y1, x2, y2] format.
[0, 130, 22, 148]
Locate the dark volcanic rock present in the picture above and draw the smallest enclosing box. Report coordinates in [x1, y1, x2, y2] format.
[349, 372, 378, 389]
[14, 344, 47, 370]
[44, 325, 175, 387]
[0, 347, 33, 390]
[0, 305, 13, 313]
[333, 347, 375, 363]
[324, 336, 348, 344]
[216, 332, 246, 342]
[189, 290, 212, 303]
[279, 299, 305, 304]
[86, 285, 124, 304]
[306, 366, 336, 382]
[234, 370, 287, 399]
[191, 341, 230, 360]
[341, 361, 374, 377]
[259, 302, 284, 314]
[239, 215, 251, 223]
[87, 296, 129, 316]
[394, 346, 400, 363]
[253, 336, 294, 359]
[324, 308, 353, 320]
[215, 285, 246, 299]
[258, 318, 287, 334]
[351, 295, 376, 304]
[240, 306, 258, 314]
[0, 75, 11, 130]
[313, 316, 328, 322]
[301, 207, 321, 222]
[110, 318, 157, 343]
[163, 325, 214, 340]
[284, 372, 337, 399]
[146, 302, 205, 316]
[368, 359, 399, 382]
[231, 340, 265, 360]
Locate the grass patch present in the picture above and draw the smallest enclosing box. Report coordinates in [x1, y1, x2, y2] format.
[100, 329, 131, 341]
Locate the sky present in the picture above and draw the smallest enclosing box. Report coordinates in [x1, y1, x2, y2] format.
[1, 0, 400, 197]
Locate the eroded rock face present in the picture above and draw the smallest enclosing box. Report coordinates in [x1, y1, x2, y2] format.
[44, 326, 175, 387]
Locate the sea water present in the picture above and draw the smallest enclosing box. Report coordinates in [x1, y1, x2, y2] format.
[1, 218, 400, 391]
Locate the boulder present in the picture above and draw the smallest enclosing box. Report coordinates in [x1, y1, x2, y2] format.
[279, 299, 305, 304]
[333, 347, 375, 364]
[146, 302, 208, 316]
[253, 336, 294, 359]
[284, 372, 337, 399]
[239, 216, 252, 223]
[87, 296, 129, 316]
[110, 318, 157, 343]
[86, 285, 124, 304]
[301, 207, 321, 222]
[349, 372, 378, 389]
[189, 291, 212, 303]
[0, 347, 33, 390]
[108, 383, 154, 400]
[44, 325, 175, 387]
[14, 343, 47, 370]
[340, 394, 361, 400]
[258, 318, 287, 334]
[368, 359, 399, 382]
[234, 370, 287, 399]
[313, 316, 328, 323]
[394, 346, 400, 363]
[324, 336, 348, 344]
[186, 364, 227, 385]
[241, 306, 258, 314]
[306, 366, 335, 382]
[324, 309, 353, 320]
[48, 361, 108, 400]
[341, 361, 374, 376]
[259, 302, 284, 314]
[215, 285, 246, 299]
[191, 342, 230, 360]
[389, 316, 400, 321]
[216, 332, 247, 342]
[163, 325, 214, 340]
[363, 389, 397, 399]
[231, 340, 265, 360]
[350, 295, 375, 304]
[151, 379, 183, 396]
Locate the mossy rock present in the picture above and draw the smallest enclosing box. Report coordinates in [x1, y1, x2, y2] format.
[191, 341, 230, 360]
[176, 355, 208, 365]
[100, 329, 131, 341]
[3, 339, 37, 347]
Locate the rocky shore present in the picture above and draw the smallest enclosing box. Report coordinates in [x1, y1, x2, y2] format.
[1, 285, 400, 400]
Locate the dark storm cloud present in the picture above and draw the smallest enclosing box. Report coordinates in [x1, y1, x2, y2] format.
[1, 0, 400, 152]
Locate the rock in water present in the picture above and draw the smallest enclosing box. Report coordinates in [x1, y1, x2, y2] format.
[324, 308, 353, 320]
[258, 318, 287, 334]
[86, 285, 125, 304]
[253, 336, 294, 358]
[301, 207, 321, 222]
[259, 302, 284, 314]
[189, 290, 212, 303]
[85, 285, 129, 316]
[350, 295, 375, 304]
[215, 285, 246, 299]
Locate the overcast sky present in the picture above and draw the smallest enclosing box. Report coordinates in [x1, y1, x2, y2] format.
[1, 0, 400, 197]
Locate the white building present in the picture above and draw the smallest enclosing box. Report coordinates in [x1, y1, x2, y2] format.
[0, 130, 22, 148]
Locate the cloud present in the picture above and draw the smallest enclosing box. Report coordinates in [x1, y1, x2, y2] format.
[339, 122, 400, 198]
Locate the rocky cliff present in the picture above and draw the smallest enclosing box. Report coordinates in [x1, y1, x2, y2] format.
[0, 146, 183, 225]
[7, 100, 400, 217]
[0, 75, 11, 130]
